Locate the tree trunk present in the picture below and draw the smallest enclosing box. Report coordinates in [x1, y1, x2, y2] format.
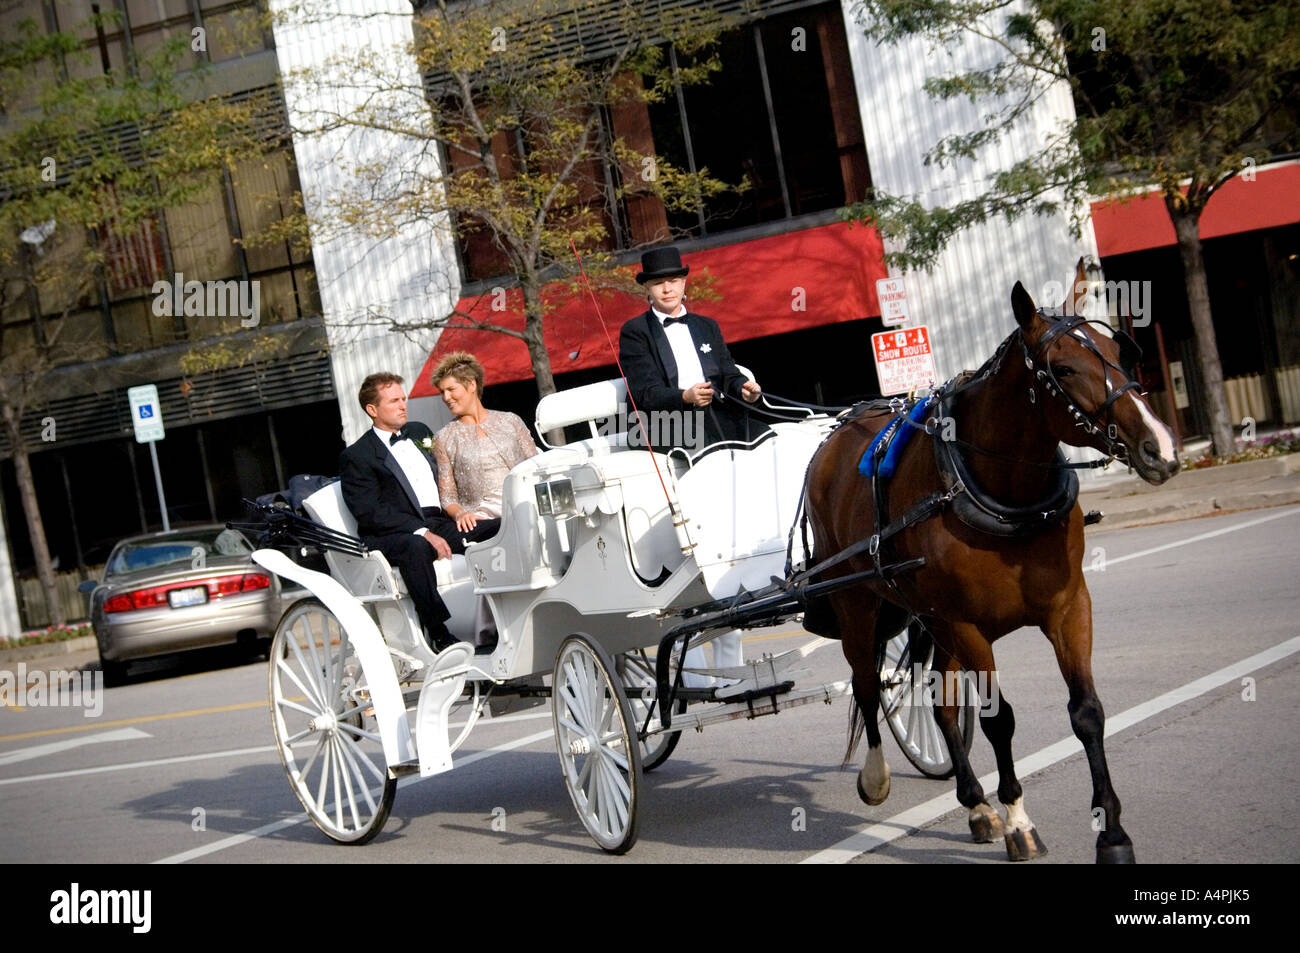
[0, 391, 65, 627]
[1169, 209, 1235, 456]
[521, 276, 565, 445]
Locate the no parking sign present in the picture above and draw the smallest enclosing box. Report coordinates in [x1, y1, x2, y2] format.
[871, 326, 937, 396]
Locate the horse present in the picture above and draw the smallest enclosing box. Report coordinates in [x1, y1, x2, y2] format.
[803, 263, 1179, 863]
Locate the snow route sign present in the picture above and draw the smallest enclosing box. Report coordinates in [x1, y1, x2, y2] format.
[871, 326, 937, 396]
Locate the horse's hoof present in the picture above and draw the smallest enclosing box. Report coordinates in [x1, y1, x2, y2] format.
[1004, 827, 1048, 861]
[1096, 843, 1136, 864]
[856, 771, 890, 806]
[968, 803, 1005, 843]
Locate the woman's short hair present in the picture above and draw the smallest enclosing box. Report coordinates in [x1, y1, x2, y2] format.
[433, 352, 485, 396]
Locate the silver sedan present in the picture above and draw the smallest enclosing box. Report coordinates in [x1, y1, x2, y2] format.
[80, 525, 288, 683]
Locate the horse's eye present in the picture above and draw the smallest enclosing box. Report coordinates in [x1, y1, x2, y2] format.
[1051, 365, 1073, 378]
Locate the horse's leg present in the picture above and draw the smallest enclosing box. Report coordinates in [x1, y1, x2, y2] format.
[1046, 583, 1135, 864]
[969, 652, 1047, 860]
[840, 595, 891, 805]
[927, 621, 1007, 845]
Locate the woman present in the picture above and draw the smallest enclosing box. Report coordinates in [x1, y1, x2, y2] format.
[431, 352, 539, 532]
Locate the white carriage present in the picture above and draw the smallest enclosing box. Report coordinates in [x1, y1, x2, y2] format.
[250, 379, 970, 853]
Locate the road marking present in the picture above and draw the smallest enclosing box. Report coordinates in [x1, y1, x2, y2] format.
[802, 634, 1300, 863]
[0, 743, 276, 787]
[0, 727, 151, 767]
[1085, 505, 1299, 572]
[0, 698, 271, 743]
[153, 727, 556, 864]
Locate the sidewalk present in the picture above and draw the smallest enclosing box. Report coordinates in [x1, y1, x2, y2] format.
[1079, 453, 1300, 531]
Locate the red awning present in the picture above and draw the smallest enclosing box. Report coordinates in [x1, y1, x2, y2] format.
[410, 220, 887, 396]
[1091, 162, 1300, 258]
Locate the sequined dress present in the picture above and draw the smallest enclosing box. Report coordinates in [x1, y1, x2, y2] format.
[432, 410, 539, 518]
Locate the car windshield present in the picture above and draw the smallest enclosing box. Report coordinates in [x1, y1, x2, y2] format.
[106, 529, 251, 576]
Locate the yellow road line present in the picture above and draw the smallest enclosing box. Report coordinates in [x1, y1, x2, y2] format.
[0, 699, 269, 743]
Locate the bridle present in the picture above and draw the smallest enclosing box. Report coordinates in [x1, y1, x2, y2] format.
[1019, 308, 1143, 464]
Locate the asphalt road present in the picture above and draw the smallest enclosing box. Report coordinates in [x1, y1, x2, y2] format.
[2, 505, 1297, 865]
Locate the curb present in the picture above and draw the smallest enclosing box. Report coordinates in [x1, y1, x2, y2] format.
[1082, 490, 1300, 531]
[0, 635, 97, 666]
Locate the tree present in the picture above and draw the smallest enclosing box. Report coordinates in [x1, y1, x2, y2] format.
[273, 0, 740, 411]
[844, 0, 1300, 455]
[0, 8, 265, 625]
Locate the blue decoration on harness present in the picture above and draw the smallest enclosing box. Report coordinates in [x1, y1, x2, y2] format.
[858, 396, 935, 479]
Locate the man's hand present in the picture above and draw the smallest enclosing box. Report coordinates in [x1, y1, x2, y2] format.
[682, 382, 715, 407]
[741, 380, 762, 403]
[421, 530, 453, 560]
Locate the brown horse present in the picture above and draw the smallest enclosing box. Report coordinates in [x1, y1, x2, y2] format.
[804, 265, 1179, 863]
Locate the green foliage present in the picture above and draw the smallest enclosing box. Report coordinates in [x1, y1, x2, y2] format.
[843, 0, 1300, 268]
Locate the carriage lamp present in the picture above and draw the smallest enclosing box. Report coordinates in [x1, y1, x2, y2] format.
[535, 478, 577, 517]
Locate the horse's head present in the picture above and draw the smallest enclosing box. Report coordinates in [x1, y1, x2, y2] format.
[1010, 269, 1179, 485]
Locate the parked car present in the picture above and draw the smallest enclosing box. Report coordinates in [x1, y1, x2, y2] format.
[80, 525, 287, 683]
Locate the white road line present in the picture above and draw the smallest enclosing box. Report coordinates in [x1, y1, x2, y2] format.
[1085, 505, 1300, 572]
[802, 635, 1300, 864]
[153, 727, 556, 864]
[0, 743, 275, 787]
[0, 727, 151, 767]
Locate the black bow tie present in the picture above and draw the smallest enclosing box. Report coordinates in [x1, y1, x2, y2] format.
[662, 315, 687, 327]
[388, 431, 411, 446]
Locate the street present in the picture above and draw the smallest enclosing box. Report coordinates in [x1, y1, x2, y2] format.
[2, 506, 1297, 865]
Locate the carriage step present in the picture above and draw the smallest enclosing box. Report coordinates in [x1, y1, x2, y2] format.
[390, 760, 421, 777]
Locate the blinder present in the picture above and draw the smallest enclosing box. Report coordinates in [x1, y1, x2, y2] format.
[1023, 309, 1142, 461]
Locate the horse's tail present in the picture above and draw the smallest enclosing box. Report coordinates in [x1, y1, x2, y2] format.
[843, 689, 867, 767]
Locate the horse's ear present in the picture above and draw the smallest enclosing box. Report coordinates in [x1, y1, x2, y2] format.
[1063, 257, 1089, 316]
[1011, 281, 1038, 331]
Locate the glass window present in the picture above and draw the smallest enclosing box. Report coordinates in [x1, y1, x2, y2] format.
[205, 5, 268, 63]
[230, 153, 292, 273]
[126, 0, 195, 31]
[165, 180, 240, 281]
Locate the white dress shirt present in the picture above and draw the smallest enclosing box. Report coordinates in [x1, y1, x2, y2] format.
[373, 426, 441, 534]
[652, 305, 706, 390]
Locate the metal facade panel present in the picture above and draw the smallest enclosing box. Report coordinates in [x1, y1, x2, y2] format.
[270, 0, 456, 444]
[837, 0, 1099, 382]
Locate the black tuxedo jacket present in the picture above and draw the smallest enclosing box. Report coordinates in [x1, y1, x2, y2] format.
[618, 309, 757, 446]
[339, 421, 443, 539]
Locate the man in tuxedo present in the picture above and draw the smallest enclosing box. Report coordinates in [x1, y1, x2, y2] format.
[339, 372, 498, 652]
[618, 244, 764, 452]
[619, 245, 761, 682]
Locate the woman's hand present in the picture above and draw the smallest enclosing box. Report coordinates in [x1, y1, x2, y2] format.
[454, 510, 481, 532]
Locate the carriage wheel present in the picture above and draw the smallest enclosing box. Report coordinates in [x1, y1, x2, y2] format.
[878, 621, 975, 780]
[553, 634, 642, 853]
[269, 599, 396, 844]
[617, 649, 685, 772]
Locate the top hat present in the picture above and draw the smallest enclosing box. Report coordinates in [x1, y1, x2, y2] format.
[636, 245, 690, 284]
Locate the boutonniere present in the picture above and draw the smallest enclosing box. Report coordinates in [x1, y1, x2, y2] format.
[419, 436, 434, 452]
[699, 343, 711, 354]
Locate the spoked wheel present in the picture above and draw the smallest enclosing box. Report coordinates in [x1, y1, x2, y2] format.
[553, 633, 642, 854]
[269, 598, 396, 844]
[878, 619, 975, 780]
[617, 649, 685, 772]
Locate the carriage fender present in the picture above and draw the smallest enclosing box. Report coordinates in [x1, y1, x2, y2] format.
[253, 548, 416, 768]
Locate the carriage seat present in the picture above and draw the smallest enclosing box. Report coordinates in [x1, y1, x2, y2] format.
[301, 481, 472, 612]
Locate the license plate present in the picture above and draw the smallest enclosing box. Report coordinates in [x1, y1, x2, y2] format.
[168, 586, 208, 608]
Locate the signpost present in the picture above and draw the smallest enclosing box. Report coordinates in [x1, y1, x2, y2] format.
[871, 326, 938, 396]
[876, 277, 909, 328]
[127, 384, 170, 532]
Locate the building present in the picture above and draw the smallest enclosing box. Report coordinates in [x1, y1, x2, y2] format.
[1, 0, 1295, 634]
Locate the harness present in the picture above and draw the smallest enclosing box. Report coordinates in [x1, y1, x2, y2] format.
[789, 309, 1140, 591]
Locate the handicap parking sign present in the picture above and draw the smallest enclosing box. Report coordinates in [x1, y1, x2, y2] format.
[127, 384, 165, 443]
